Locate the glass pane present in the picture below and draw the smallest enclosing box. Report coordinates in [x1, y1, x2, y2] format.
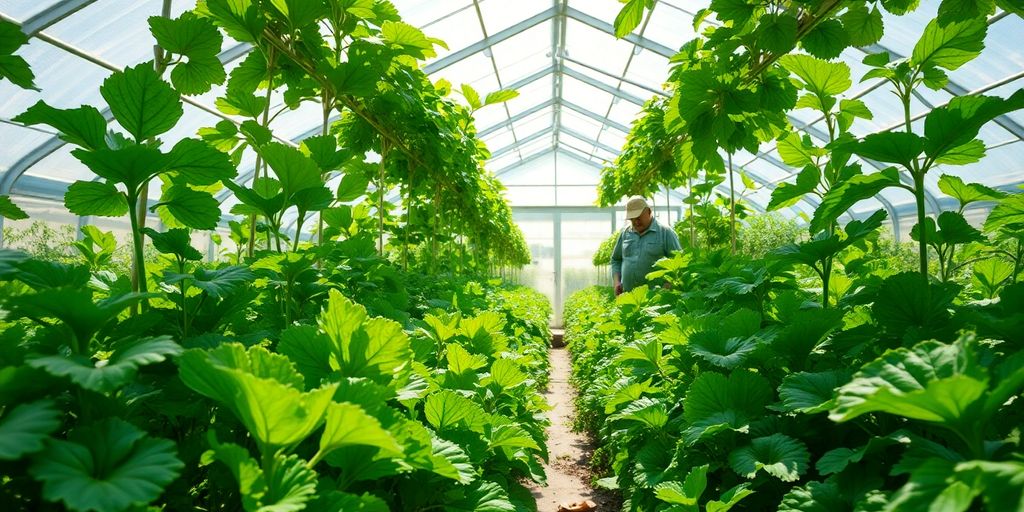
[565, 19, 632, 77]
[643, 2, 699, 51]
[502, 152, 555, 185]
[0, 0, 62, 22]
[607, 98, 643, 127]
[0, 124, 55, 172]
[623, 47, 670, 91]
[506, 185, 556, 206]
[560, 212, 614, 322]
[506, 78, 552, 116]
[559, 109, 603, 140]
[478, 0, 550, 35]
[572, 0, 622, 23]
[561, 74, 615, 117]
[419, 6, 483, 63]
[490, 20, 552, 85]
[556, 153, 601, 185]
[511, 211, 555, 322]
[395, 0, 473, 29]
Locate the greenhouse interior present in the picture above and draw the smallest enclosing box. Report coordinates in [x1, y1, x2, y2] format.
[1, 0, 1023, 511]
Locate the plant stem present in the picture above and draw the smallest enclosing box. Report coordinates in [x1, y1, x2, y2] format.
[914, 171, 929, 277]
[127, 192, 148, 299]
[728, 152, 736, 254]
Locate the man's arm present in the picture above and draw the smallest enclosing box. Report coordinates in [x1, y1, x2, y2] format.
[611, 231, 624, 296]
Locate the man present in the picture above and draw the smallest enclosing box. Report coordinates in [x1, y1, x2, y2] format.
[611, 196, 682, 296]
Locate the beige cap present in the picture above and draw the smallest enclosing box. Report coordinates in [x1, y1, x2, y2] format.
[625, 196, 649, 220]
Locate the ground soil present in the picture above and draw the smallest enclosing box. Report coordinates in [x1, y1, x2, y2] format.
[526, 346, 621, 512]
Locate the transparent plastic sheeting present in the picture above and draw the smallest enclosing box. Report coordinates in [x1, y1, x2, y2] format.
[0, 0, 1022, 231]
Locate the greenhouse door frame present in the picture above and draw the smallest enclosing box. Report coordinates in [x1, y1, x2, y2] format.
[512, 205, 683, 327]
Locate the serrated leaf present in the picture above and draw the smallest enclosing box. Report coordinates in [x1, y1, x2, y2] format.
[810, 169, 899, 234]
[13, 101, 108, 151]
[924, 90, 1024, 161]
[801, 19, 848, 59]
[0, 194, 28, 220]
[912, 18, 987, 72]
[487, 358, 527, 389]
[29, 336, 182, 393]
[100, 62, 182, 141]
[831, 338, 990, 427]
[778, 370, 848, 413]
[336, 173, 369, 202]
[317, 402, 403, 462]
[654, 464, 709, 506]
[842, 5, 884, 47]
[758, 13, 799, 54]
[461, 83, 482, 110]
[30, 418, 183, 512]
[768, 165, 820, 211]
[318, 290, 412, 383]
[424, 390, 486, 432]
[729, 433, 810, 482]
[484, 89, 519, 105]
[144, 227, 203, 261]
[166, 138, 237, 185]
[206, 0, 265, 43]
[984, 194, 1024, 234]
[155, 184, 221, 230]
[0, 400, 61, 460]
[938, 175, 1006, 209]
[192, 265, 254, 298]
[683, 371, 772, 444]
[444, 480, 515, 512]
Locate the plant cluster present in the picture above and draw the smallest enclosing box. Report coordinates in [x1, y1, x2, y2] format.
[0, 234, 553, 511]
[566, 230, 1024, 510]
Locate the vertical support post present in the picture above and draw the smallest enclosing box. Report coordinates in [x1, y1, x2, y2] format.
[553, 210, 562, 327]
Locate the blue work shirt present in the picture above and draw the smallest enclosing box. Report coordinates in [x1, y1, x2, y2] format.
[610, 218, 682, 291]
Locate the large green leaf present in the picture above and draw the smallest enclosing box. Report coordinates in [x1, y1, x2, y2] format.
[852, 132, 924, 168]
[924, 90, 1024, 161]
[757, 13, 799, 54]
[5, 289, 150, 344]
[872, 272, 959, 341]
[801, 19, 849, 59]
[0, 19, 36, 89]
[300, 134, 349, 173]
[683, 371, 772, 444]
[149, 14, 226, 95]
[768, 165, 820, 211]
[13, 100, 108, 150]
[911, 211, 985, 246]
[614, 0, 650, 37]
[30, 418, 183, 512]
[609, 397, 669, 429]
[486, 358, 528, 389]
[29, 336, 182, 394]
[984, 194, 1024, 234]
[778, 480, 846, 511]
[202, 436, 318, 512]
[100, 62, 183, 141]
[318, 290, 412, 383]
[336, 173, 370, 202]
[424, 390, 487, 432]
[778, 370, 849, 414]
[911, 18, 987, 72]
[460, 83, 482, 110]
[830, 338, 988, 428]
[259, 142, 324, 198]
[315, 402, 403, 464]
[779, 54, 852, 98]
[154, 184, 221, 229]
[65, 181, 129, 217]
[937, 175, 1006, 209]
[810, 169, 900, 234]
[165, 138, 237, 185]
[143, 227, 203, 261]
[842, 4, 884, 46]
[73, 145, 168, 193]
[0, 194, 28, 220]
[278, 325, 333, 390]
[728, 433, 810, 482]
[687, 330, 760, 370]
[444, 480, 515, 512]
[0, 400, 61, 460]
[653, 464, 709, 508]
[380, 20, 437, 58]
[191, 265, 253, 298]
[178, 344, 336, 448]
[204, 0, 265, 43]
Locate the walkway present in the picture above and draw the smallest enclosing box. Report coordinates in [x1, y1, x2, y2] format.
[528, 345, 612, 511]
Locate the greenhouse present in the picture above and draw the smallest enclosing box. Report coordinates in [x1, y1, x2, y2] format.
[0, 0, 1022, 511]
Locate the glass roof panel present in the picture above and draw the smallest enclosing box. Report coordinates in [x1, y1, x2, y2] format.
[561, 75, 614, 117]
[0, 124, 55, 172]
[490, 20, 553, 83]
[989, 80, 1024, 127]
[482, 128, 517, 152]
[473, 102, 509, 130]
[506, 78, 552, 115]
[559, 132, 597, 155]
[479, 0, 551, 35]
[559, 109, 603, 140]
[557, 153, 601, 185]
[556, 183, 599, 206]
[0, 0, 62, 22]
[565, 19, 632, 78]
[0, 39, 110, 116]
[597, 126, 627, 150]
[643, 3, 699, 51]
[925, 141, 1024, 190]
[511, 109, 554, 138]
[488, 151, 521, 172]
[501, 152, 555, 186]
[877, 1, 939, 58]
[623, 48, 670, 91]
[607, 98, 643, 127]
[418, 5, 482, 62]
[46, 0, 190, 68]
[399, 0, 473, 28]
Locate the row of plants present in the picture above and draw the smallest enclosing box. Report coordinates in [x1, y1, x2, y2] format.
[0, 224, 553, 511]
[565, 204, 1024, 510]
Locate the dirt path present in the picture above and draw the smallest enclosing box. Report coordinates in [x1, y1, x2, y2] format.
[528, 346, 614, 512]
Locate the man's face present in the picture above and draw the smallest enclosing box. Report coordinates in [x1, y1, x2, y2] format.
[630, 208, 652, 232]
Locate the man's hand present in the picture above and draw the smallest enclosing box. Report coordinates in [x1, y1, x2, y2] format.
[615, 283, 623, 296]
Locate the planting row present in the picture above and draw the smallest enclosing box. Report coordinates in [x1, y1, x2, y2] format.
[0, 235, 551, 512]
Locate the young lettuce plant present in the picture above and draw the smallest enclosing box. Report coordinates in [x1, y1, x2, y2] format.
[14, 63, 235, 298]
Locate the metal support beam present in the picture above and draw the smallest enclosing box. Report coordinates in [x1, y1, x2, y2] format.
[564, 6, 675, 58]
[561, 99, 630, 133]
[18, 0, 95, 35]
[562, 66, 645, 105]
[560, 126, 621, 155]
[424, 7, 559, 74]
[479, 98, 557, 137]
[490, 128, 554, 159]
